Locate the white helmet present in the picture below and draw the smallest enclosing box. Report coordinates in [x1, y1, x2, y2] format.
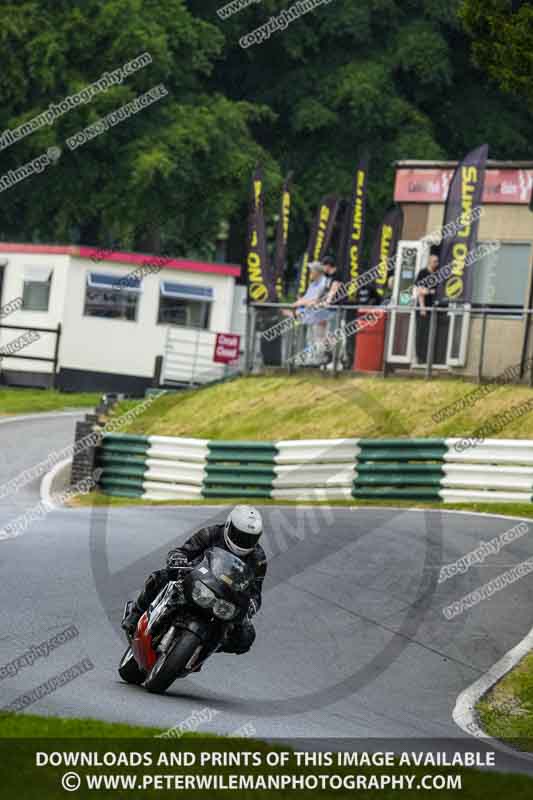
[224, 505, 263, 556]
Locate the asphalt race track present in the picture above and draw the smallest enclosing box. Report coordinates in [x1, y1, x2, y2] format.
[2, 413, 533, 763]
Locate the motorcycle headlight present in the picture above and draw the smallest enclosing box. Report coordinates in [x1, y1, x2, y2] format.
[213, 599, 237, 621]
[192, 581, 215, 608]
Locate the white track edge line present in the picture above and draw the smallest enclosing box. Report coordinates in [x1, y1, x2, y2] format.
[0, 410, 87, 425]
[453, 622, 533, 763]
[40, 458, 73, 510]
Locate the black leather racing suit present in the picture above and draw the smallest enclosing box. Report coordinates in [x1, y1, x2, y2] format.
[133, 524, 267, 654]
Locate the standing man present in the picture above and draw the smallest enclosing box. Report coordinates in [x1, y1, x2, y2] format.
[321, 256, 343, 305]
[291, 261, 328, 316]
[414, 253, 439, 364]
[291, 261, 329, 365]
[357, 279, 381, 307]
[317, 256, 343, 366]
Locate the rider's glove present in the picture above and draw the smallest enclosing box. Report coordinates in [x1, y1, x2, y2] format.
[247, 599, 259, 619]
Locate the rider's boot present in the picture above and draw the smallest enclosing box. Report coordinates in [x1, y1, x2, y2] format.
[122, 602, 143, 637]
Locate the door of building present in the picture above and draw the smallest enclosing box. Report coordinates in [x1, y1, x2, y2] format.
[386, 241, 471, 368]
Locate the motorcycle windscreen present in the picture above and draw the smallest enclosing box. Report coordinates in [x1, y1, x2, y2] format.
[204, 547, 255, 592]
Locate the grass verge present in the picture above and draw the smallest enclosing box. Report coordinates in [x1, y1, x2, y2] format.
[69, 492, 533, 520]
[0, 712, 162, 738]
[477, 652, 533, 750]
[107, 374, 533, 440]
[2, 712, 533, 798]
[0, 388, 99, 416]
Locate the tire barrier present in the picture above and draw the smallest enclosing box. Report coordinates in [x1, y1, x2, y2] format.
[272, 440, 359, 501]
[97, 435, 359, 500]
[441, 439, 533, 504]
[97, 435, 533, 503]
[353, 439, 446, 502]
[204, 442, 278, 499]
[98, 434, 207, 500]
[97, 434, 150, 498]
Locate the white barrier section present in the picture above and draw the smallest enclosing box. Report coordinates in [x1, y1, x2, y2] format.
[440, 489, 531, 503]
[274, 464, 355, 488]
[275, 440, 360, 464]
[143, 436, 209, 500]
[147, 436, 209, 463]
[272, 440, 358, 501]
[445, 439, 533, 465]
[272, 487, 353, 501]
[442, 438, 533, 503]
[145, 459, 206, 486]
[142, 482, 204, 500]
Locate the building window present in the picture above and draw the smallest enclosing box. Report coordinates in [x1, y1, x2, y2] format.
[471, 242, 531, 312]
[84, 271, 141, 321]
[22, 266, 53, 311]
[158, 282, 213, 329]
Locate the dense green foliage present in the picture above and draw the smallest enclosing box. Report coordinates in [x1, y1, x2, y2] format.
[461, 0, 533, 107]
[0, 1, 531, 271]
[0, 0, 278, 258]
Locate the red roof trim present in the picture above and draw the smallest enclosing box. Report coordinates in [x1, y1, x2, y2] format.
[0, 242, 241, 277]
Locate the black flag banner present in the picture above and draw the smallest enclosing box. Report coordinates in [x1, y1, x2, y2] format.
[438, 144, 489, 303]
[297, 194, 340, 296]
[273, 173, 292, 300]
[371, 204, 404, 299]
[339, 156, 370, 302]
[246, 165, 274, 303]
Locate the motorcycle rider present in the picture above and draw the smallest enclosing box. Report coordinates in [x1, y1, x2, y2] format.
[122, 505, 266, 656]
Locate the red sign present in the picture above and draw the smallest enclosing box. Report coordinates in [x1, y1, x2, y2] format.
[394, 168, 533, 205]
[213, 333, 240, 364]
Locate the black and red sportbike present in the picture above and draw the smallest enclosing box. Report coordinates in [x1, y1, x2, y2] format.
[118, 547, 254, 694]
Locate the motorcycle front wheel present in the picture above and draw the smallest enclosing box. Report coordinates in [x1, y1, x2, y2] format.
[118, 646, 145, 685]
[144, 630, 203, 694]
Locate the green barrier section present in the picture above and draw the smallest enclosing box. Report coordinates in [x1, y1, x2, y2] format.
[203, 488, 273, 498]
[353, 439, 446, 501]
[352, 487, 442, 500]
[357, 464, 443, 474]
[204, 442, 277, 497]
[358, 448, 446, 461]
[97, 434, 149, 497]
[355, 474, 442, 486]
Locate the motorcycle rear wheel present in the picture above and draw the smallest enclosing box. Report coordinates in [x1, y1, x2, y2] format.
[118, 646, 145, 685]
[144, 631, 202, 694]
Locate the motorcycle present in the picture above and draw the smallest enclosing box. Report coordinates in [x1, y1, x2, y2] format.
[118, 547, 254, 694]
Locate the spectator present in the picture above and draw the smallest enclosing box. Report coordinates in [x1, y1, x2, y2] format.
[317, 256, 345, 366]
[321, 256, 343, 306]
[357, 280, 381, 306]
[291, 261, 327, 317]
[291, 261, 329, 364]
[414, 253, 439, 363]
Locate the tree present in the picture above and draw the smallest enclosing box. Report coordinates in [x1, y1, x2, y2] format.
[0, 1, 532, 268]
[190, 0, 533, 270]
[460, 1, 533, 106]
[0, 0, 279, 254]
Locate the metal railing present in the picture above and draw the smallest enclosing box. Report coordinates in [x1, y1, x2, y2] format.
[0, 322, 62, 388]
[244, 302, 533, 385]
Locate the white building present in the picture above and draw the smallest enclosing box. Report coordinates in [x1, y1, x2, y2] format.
[0, 243, 245, 393]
